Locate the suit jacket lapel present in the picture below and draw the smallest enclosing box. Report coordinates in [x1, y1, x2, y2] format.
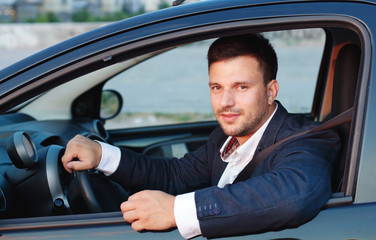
[210, 128, 229, 185]
[233, 101, 289, 183]
[256, 101, 289, 152]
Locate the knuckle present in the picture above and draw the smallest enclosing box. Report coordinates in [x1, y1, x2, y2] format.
[120, 203, 126, 211]
[122, 212, 128, 221]
[128, 194, 136, 201]
[132, 222, 144, 232]
[139, 190, 150, 197]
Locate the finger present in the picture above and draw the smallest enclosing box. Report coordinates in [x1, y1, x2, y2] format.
[120, 200, 137, 213]
[61, 149, 79, 173]
[61, 154, 75, 174]
[68, 160, 92, 171]
[122, 209, 139, 224]
[131, 220, 145, 232]
[63, 162, 73, 174]
[61, 158, 72, 173]
[61, 136, 82, 172]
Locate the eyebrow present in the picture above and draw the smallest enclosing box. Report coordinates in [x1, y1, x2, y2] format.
[209, 81, 251, 87]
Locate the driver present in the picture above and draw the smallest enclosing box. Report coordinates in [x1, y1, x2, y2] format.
[62, 33, 340, 239]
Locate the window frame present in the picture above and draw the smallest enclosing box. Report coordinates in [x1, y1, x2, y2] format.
[1, 14, 371, 236]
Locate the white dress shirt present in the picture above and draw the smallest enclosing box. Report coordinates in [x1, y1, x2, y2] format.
[96, 104, 278, 239]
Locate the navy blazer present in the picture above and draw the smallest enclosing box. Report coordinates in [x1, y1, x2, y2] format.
[110, 102, 340, 238]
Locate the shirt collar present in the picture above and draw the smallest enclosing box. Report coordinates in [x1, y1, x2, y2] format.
[220, 102, 279, 162]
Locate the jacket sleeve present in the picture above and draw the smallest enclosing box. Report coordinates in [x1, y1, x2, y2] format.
[109, 127, 226, 195]
[195, 130, 340, 238]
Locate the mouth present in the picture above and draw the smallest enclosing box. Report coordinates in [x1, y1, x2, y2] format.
[220, 113, 241, 122]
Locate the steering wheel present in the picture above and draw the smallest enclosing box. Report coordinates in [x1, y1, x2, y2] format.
[72, 170, 102, 212]
[67, 132, 129, 213]
[68, 168, 129, 213]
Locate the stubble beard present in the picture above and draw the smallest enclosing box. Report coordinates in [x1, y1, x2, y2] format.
[217, 101, 270, 138]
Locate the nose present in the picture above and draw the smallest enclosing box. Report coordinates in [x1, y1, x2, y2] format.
[220, 89, 235, 108]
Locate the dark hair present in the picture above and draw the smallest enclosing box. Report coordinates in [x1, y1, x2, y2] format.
[207, 33, 278, 84]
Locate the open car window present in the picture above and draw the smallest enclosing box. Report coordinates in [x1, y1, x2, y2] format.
[1, 22, 364, 221]
[103, 29, 325, 129]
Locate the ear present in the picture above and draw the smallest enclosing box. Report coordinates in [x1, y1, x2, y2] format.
[267, 80, 279, 105]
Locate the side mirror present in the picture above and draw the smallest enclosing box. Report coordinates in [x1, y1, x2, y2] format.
[100, 90, 123, 120]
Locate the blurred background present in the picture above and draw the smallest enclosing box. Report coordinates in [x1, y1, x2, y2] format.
[0, 0, 200, 69]
[0, 0, 201, 23]
[0, 0, 324, 128]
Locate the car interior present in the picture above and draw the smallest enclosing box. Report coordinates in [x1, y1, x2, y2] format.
[0, 23, 364, 226]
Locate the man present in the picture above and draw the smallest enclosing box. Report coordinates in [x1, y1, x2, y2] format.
[62, 33, 340, 239]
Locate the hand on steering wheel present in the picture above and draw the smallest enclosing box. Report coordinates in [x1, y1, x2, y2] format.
[65, 133, 128, 213]
[72, 170, 102, 213]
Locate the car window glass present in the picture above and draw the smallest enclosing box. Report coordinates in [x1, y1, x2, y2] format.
[103, 29, 325, 129]
[266, 29, 325, 113]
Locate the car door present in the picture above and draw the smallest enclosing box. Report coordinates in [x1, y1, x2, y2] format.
[1, 1, 376, 239]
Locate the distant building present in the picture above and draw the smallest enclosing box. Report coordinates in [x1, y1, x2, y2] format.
[140, 0, 161, 12]
[40, 0, 73, 21]
[0, 0, 16, 22]
[0, 0, 202, 23]
[100, 0, 124, 14]
[124, 0, 142, 13]
[14, 0, 43, 22]
[72, 0, 124, 17]
[139, 0, 200, 12]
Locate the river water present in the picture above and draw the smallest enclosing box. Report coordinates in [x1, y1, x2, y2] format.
[0, 39, 324, 128]
[104, 41, 323, 116]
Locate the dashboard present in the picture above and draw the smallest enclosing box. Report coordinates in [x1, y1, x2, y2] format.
[0, 112, 121, 219]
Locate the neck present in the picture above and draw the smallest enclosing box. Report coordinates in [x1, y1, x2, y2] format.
[237, 102, 276, 145]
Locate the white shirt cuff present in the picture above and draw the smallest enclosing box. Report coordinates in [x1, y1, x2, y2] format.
[95, 141, 121, 175]
[174, 192, 201, 239]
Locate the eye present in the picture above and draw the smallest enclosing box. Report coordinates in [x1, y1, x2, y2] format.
[210, 85, 222, 92]
[237, 85, 248, 91]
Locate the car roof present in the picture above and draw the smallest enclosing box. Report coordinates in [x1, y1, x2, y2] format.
[0, 0, 375, 83]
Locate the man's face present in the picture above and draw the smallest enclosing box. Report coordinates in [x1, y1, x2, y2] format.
[209, 56, 277, 144]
